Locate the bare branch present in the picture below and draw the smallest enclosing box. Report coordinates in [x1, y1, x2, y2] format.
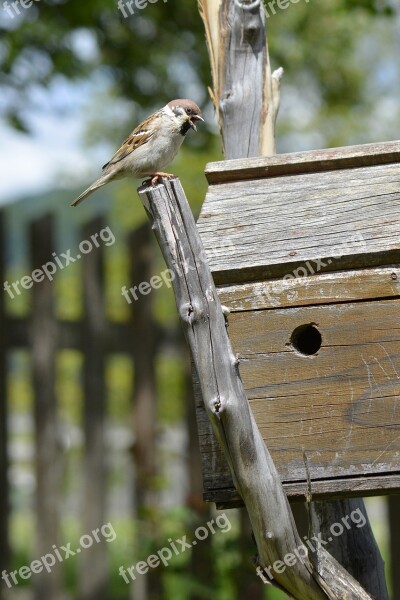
[136, 177, 375, 600]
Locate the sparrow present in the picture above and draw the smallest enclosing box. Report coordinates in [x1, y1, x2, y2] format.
[71, 99, 204, 207]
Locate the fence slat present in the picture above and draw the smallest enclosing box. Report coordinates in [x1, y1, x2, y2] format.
[389, 495, 400, 600]
[78, 218, 108, 600]
[0, 211, 10, 599]
[30, 215, 63, 600]
[129, 223, 161, 600]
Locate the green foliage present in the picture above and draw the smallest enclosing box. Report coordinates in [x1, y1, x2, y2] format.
[0, 0, 396, 147]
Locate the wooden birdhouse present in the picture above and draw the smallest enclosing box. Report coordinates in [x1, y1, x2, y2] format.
[196, 140, 400, 508]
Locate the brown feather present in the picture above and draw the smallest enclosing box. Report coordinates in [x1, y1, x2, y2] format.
[102, 112, 161, 170]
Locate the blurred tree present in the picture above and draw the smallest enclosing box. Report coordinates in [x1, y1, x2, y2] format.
[0, 0, 397, 148]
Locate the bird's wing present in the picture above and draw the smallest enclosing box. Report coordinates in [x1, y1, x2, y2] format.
[102, 111, 161, 170]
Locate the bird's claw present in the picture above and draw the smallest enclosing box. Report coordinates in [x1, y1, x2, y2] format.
[142, 173, 177, 187]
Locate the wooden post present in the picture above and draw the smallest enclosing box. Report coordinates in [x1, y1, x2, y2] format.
[129, 223, 158, 510]
[389, 495, 400, 599]
[128, 223, 162, 600]
[199, 2, 388, 597]
[30, 215, 63, 600]
[137, 177, 374, 600]
[198, 0, 283, 158]
[79, 218, 108, 600]
[185, 361, 215, 600]
[311, 500, 388, 600]
[0, 211, 10, 597]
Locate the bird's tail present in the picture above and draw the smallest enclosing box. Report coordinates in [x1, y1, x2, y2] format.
[71, 174, 112, 207]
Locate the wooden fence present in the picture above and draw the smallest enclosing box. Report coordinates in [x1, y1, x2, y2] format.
[0, 210, 399, 600]
[0, 211, 183, 600]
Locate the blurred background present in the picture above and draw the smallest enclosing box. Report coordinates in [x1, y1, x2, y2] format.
[0, 0, 399, 599]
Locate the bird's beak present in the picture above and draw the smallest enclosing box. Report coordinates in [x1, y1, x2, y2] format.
[189, 115, 205, 131]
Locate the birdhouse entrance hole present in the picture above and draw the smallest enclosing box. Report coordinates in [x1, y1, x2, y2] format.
[291, 324, 322, 356]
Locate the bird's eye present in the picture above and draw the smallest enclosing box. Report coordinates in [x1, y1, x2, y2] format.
[186, 107, 193, 115]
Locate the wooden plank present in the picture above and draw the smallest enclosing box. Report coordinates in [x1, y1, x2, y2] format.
[198, 299, 400, 503]
[79, 218, 108, 600]
[197, 162, 400, 284]
[0, 211, 10, 594]
[230, 299, 400, 481]
[204, 474, 400, 508]
[30, 215, 63, 600]
[205, 139, 400, 184]
[218, 266, 400, 312]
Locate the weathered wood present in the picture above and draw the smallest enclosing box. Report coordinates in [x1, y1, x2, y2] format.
[137, 177, 374, 600]
[389, 495, 400, 600]
[202, 472, 400, 507]
[218, 267, 400, 312]
[200, 4, 388, 596]
[198, 0, 282, 157]
[198, 299, 400, 499]
[30, 216, 63, 600]
[311, 499, 389, 600]
[205, 139, 400, 184]
[130, 223, 158, 508]
[79, 218, 108, 600]
[0, 211, 10, 595]
[129, 223, 162, 600]
[198, 160, 400, 284]
[186, 362, 216, 600]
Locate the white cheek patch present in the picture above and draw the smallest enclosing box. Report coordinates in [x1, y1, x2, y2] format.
[163, 104, 175, 117]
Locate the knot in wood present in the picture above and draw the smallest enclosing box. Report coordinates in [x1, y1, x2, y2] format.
[213, 398, 222, 414]
[179, 301, 205, 324]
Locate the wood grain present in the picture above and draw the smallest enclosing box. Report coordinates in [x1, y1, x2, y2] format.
[198, 297, 400, 504]
[203, 474, 400, 508]
[198, 0, 281, 157]
[218, 267, 400, 312]
[198, 162, 400, 284]
[205, 139, 400, 184]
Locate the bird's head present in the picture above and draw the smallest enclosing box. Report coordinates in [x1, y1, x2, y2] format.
[167, 99, 204, 132]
